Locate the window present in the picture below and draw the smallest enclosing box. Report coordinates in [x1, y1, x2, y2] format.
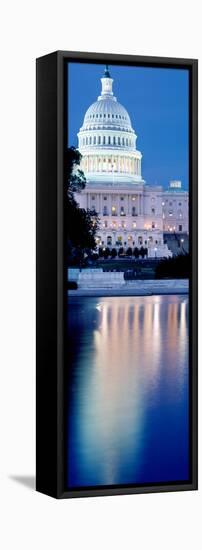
[113, 136, 116, 145]
[103, 206, 108, 216]
[92, 196, 95, 200]
[120, 206, 125, 216]
[103, 221, 108, 228]
[108, 136, 111, 144]
[151, 208, 155, 214]
[93, 136, 96, 144]
[122, 137, 125, 145]
[96, 235, 102, 245]
[86, 137, 88, 145]
[108, 113, 110, 118]
[179, 225, 182, 231]
[118, 137, 121, 145]
[104, 196, 107, 200]
[89, 137, 92, 144]
[103, 136, 106, 144]
[104, 114, 106, 118]
[112, 206, 117, 215]
[126, 138, 128, 146]
[132, 222, 136, 228]
[179, 202, 182, 206]
[152, 222, 155, 229]
[107, 236, 112, 245]
[121, 197, 124, 201]
[98, 136, 101, 144]
[132, 206, 136, 216]
[138, 236, 143, 245]
[112, 114, 114, 118]
[96, 114, 98, 118]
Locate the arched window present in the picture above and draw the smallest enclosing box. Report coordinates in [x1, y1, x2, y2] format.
[89, 137, 92, 145]
[98, 136, 101, 145]
[113, 136, 116, 145]
[108, 136, 111, 144]
[122, 137, 125, 145]
[86, 137, 88, 145]
[103, 136, 106, 145]
[93, 136, 96, 144]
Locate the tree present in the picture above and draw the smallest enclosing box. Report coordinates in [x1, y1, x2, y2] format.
[103, 247, 110, 259]
[155, 252, 190, 279]
[65, 147, 99, 262]
[111, 248, 117, 258]
[65, 146, 86, 196]
[118, 247, 124, 257]
[99, 247, 104, 257]
[126, 247, 132, 256]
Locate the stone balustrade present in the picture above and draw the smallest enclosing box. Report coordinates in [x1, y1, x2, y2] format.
[78, 271, 125, 288]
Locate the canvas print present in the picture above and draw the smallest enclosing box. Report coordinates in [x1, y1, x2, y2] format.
[65, 62, 190, 490]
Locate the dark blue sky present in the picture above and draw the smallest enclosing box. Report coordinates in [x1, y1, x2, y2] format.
[68, 62, 189, 190]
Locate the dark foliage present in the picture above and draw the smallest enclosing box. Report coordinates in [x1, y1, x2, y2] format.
[126, 247, 133, 256]
[118, 247, 124, 257]
[155, 252, 190, 279]
[65, 147, 99, 262]
[65, 146, 86, 196]
[103, 247, 111, 258]
[67, 281, 78, 290]
[133, 247, 139, 258]
[111, 248, 117, 258]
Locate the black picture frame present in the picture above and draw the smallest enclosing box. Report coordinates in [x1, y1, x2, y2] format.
[36, 50, 198, 499]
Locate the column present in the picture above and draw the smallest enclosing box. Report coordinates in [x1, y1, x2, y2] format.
[127, 194, 130, 215]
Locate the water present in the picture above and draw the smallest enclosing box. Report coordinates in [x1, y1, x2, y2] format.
[67, 295, 189, 488]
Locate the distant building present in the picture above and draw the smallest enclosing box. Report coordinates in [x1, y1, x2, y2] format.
[75, 66, 188, 257]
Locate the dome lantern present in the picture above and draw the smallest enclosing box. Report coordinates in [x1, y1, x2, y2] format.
[100, 65, 115, 99]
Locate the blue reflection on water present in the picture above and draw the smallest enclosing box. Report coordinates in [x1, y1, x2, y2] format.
[67, 295, 189, 488]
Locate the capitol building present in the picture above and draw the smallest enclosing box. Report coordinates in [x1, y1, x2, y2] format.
[75, 66, 188, 258]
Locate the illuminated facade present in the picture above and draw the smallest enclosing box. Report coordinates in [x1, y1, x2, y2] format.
[75, 66, 188, 257]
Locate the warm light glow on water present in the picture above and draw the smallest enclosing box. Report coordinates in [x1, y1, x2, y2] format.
[67, 295, 189, 488]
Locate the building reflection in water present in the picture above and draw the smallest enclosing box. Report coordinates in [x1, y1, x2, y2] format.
[67, 295, 189, 488]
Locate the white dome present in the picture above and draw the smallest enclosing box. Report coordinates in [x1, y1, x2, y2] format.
[80, 65, 134, 134]
[77, 66, 144, 185]
[83, 99, 132, 131]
